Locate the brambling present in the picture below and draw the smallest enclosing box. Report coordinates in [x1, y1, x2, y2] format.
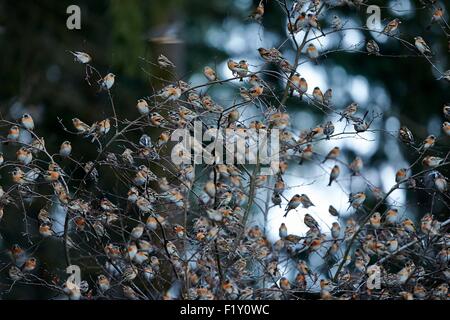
[422, 155, 443, 168]
[97, 275, 110, 293]
[322, 146, 340, 163]
[279, 277, 291, 291]
[442, 122, 450, 136]
[156, 130, 170, 147]
[69, 51, 91, 64]
[249, 0, 264, 21]
[306, 43, 319, 63]
[312, 86, 324, 103]
[395, 168, 407, 183]
[59, 141, 72, 158]
[329, 222, 340, 239]
[137, 196, 153, 213]
[159, 84, 182, 101]
[299, 144, 313, 165]
[16, 147, 32, 165]
[258, 47, 283, 62]
[0, 152, 3, 166]
[427, 7, 444, 29]
[22, 257, 37, 272]
[434, 173, 448, 192]
[236, 60, 249, 80]
[92, 118, 111, 141]
[307, 13, 325, 36]
[203, 66, 218, 82]
[272, 192, 282, 207]
[328, 165, 340, 186]
[323, 121, 334, 139]
[227, 59, 240, 76]
[348, 192, 366, 209]
[369, 212, 381, 229]
[414, 36, 432, 56]
[100, 197, 118, 212]
[331, 15, 342, 30]
[279, 59, 294, 73]
[30, 137, 45, 154]
[289, 73, 301, 96]
[72, 118, 90, 134]
[7, 125, 20, 141]
[366, 39, 380, 55]
[324, 88, 333, 106]
[339, 102, 358, 121]
[20, 113, 34, 130]
[136, 99, 150, 115]
[284, 194, 302, 217]
[402, 218, 416, 233]
[329, 205, 339, 217]
[11, 167, 25, 184]
[99, 73, 115, 90]
[157, 54, 175, 68]
[349, 156, 363, 175]
[248, 73, 262, 87]
[39, 223, 54, 238]
[131, 224, 145, 240]
[9, 266, 23, 281]
[304, 213, 319, 229]
[399, 126, 414, 145]
[149, 112, 165, 127]
[279, 223, 288, 238]
[421, 134, 436, 151]
[384, 208, 398, 225]
[383, 18, 401, 35]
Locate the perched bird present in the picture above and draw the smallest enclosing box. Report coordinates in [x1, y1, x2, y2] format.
[421, 135, 436, 151]
[369, 212, 381, 229]
[157, 54, 175, 68]
[323, 89, 333, 106]
[414, 36, 432, 56]
[383, 18, 401, 35]
[427, 7, 444, 29]
[329, 205, 339, 217]
[349, 156, 363, 175]
[299, 144, 313, 165]
[284, 194, 302, 217]
[299, 194, 315, 208]
[312, 87, 324, 103]
[272, 193, 282, 207]
[331, 222, 341, 239]
[69, 51, 92, 64]
[16, 147, 32, 165]
[97, 275, 110, 293]
[348, 192, 366, 210]
[136, 99, 150, 115]
[72, 118, 91, 134]
[307, 13, 325, 36]
[322, 147, 340, 163]
[59, 141, 72, 157]
[323, 121, 335, 139]
[203, 66, 218, 82]
[384, 208, 398, 225]
[395, 168, 407, 183]
[366, 39, 380, 55]
[304, 213, 319, 229]
[328, 165, 340, 186]
[422, 155, 443, 168]
[7, 125, 20, 141]
[399, 126, 414, 145]
[279, 223, 288, 238]
[99, 73, 116, 90]
[20, 113, 35, 130]
[306, 44, 319, 64]
[331, 15, 342, 30]
[249, 0, 264, 21]
[257, 47, 283, 62]
[444, 104, 450, 120]
[339, 102, 358, 121]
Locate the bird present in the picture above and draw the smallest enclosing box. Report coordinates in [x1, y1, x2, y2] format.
[299, 194, 315, 208]
[421, 135, 436, 151]
[299, 144, 313, 165]
[427, 7, 444, 30]
[383, 18, 401, 35]
[395, 168, 407, 183]
[322, 146, 340, 163]
[348, 192, 366, 210]
[16, 147, 32, 165]
[442, 122, 450, 136]
[331, 15, 342, 30]
[304, 213, 319, 229]
[279, 223, 288, 238]
[414, 36, 432, 56]
[248, 0, 264, 22]
[329, 205, 339, 217]
[331, 222, 341, 239]
[339, 102, 358, 121]
[6, 125, 20, 142]
[72, 118, 91, 134]
[69, 51, 92, 64]
[136, 99, 150, 115]
[323, 121, 335, 139]
[443, 104, 450, 120]
[97, 275, 111, 293]
[349, 156, 363, 175]
[272, 193, 282, 207]
[99, 73, 115, 90]
[284, 194, 302, 217]
[59, 141, 72, 157]
[307, 13, 325, 36]
[203, 66, 218, 82]
[157, 54, 175, 68]
[328, 165, 340, 186]
[422, 155, 443, 168]
[312, 87, 324, 103]
[366, 39, 380, 55]
[399, 126, 414, 145]
[324, 89, 333, 106]
[306, 44, 319, 64]
[20, 113, 35, 130]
